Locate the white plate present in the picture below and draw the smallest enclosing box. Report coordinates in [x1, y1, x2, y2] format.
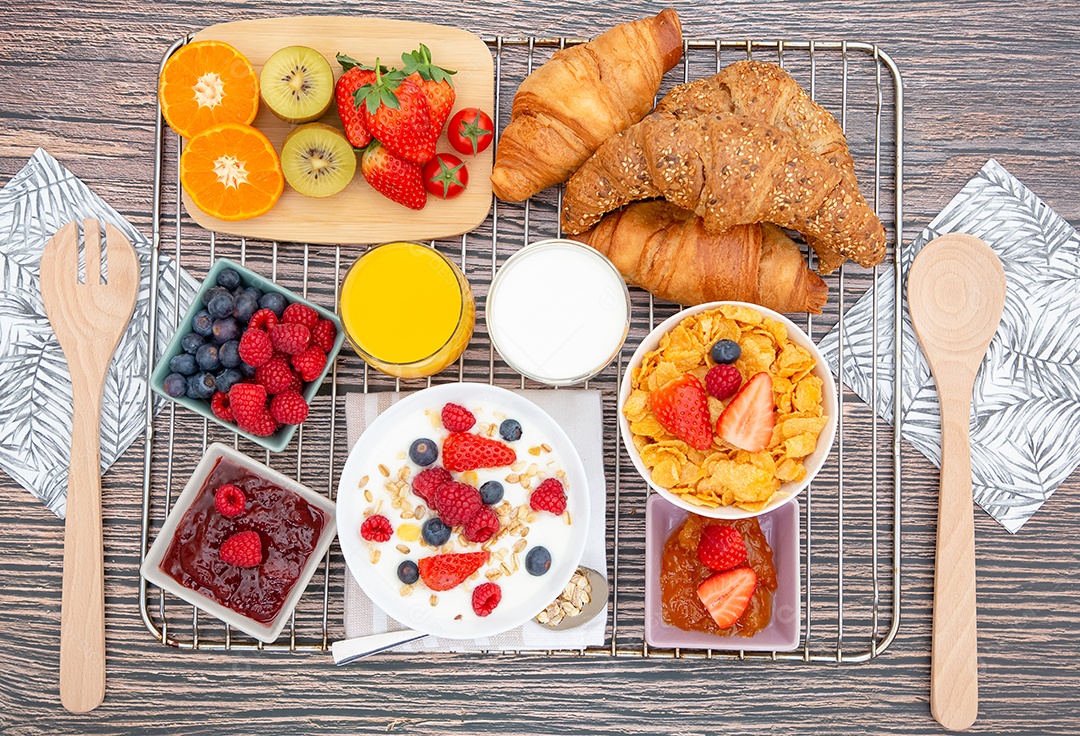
[619, 301, 838, 519]
[337, 383, 590, 639]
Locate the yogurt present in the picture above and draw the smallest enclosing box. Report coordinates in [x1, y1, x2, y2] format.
[487, 240, 630, 385]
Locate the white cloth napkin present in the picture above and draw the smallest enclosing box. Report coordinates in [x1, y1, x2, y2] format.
[343, 389, 608, 651]
[0, 149, 198, 517]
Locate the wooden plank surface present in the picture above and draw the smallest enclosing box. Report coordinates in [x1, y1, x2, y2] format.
[1, 1, 1080, 735]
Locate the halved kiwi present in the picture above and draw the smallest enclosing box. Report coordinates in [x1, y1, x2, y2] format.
[281, 123, 357, 198]
[260, 46, 334, 124]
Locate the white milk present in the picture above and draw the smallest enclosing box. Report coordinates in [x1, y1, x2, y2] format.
[487, 241, 630, 384]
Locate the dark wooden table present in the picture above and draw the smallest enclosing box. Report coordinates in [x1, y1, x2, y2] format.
[2, 1, 1079, 734]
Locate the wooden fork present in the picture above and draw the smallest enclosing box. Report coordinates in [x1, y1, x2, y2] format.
[39, 219, 139, 713]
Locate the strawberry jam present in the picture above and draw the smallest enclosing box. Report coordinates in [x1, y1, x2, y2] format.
[660, 514, 777, 637]
[160, 458, 327, 624]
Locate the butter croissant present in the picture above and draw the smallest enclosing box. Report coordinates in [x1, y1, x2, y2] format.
[490, 9, 683, 202]
[570, 201, 828, 314]
[560, 113, 886, 270]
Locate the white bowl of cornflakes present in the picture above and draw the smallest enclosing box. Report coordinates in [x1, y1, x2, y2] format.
[619, 302, 837, 519]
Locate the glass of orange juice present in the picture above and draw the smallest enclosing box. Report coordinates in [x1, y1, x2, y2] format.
[338, 242, 475, 379]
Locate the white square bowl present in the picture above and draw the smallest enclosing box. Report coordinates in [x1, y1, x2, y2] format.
[141, 443, 337, 643]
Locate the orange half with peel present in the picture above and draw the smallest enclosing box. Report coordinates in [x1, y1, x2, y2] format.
[180, 123, 284, 221]
[160, 40, 260, 139]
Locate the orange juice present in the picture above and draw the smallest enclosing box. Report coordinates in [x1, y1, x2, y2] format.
[339, 242, 475, 378]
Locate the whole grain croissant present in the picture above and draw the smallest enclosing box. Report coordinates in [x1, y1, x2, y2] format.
[490, 9, 683, 202]
[560, 113, 886, 270]
[569, 201, 828, 314]
[655, 60, 879, 271]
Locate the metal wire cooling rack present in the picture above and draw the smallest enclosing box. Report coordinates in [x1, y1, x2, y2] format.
[140, 33, 904, 662]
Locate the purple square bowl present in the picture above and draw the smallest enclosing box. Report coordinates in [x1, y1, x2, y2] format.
[644, 494, 802, 652]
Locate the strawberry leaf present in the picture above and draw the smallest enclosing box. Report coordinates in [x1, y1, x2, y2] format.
[402, 42, 456, 84]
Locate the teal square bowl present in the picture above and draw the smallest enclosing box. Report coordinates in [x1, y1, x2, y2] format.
[150, 258, 345, 453]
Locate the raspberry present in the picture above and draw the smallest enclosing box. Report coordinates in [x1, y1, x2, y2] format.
[530, 477, 567, 515]
[238, 328, 273, 367]
[292, 346, 327, 382]
[269, 322, 311, 356]
[360, 514, 393, 542]
[311, 319, 337, 352]
[269, 390, 309, 425]
[282, 302, 320, 330]
[219, 530, 262, 567]
[210, 390, 233, 422]
[441, 403, 476, 432]
[248, 308, 279, 331]
[286, 371, 303, 393]
[433, 481, 483, 526]
[463, 505, 500, 543]
[471, 582, 502, 617]
[255, 356, 294, 394]
[697, 525, 748, 571]
[214, 483, 246, 517]
[412, 466, 452, 506]
[229, 383, 277, 436]
[705, 363, 743, 400]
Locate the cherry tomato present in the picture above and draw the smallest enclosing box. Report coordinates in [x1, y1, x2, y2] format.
[447, 107, 495, 156]
[422, 153, 469, 199]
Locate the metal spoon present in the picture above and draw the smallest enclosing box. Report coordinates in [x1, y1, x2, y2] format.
[331, 566, 609, 664]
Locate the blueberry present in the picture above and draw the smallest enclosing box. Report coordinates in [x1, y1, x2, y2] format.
[212, 317, 240, 344]
[259, 291, 287, 317]
[185, 372, 215, 399]
[397, 560, 420, 584]
[422, 518, 451, 547]
[233, 291, 259, 323]
[479, 480, 504, 505]
[219, 339, 241, 368]
[206, 291, 235, 319]
[499, 418, 522, 442]
[163, 372, 188, 398]
[192, 309, 214, 336]
[409, 438, 438, 466]
[214, 368, 242, 394]
[525, 546, 552, 576]
[240, 361, 257, 378]
[711, 339, 741, 365]
[169, 352, 197, 376]
[195, 343, 221, 372]
[180, 331, 205, 355]
[216, 267, 242, 291]
[201, 285, 230, 306]
[243, 285, 264, 302]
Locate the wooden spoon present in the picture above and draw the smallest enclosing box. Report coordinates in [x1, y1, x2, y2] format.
[39, 220, 140, 713]
[908, 233, 1006, 732]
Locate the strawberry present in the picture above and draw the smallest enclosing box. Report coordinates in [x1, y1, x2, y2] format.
[417, 551, 489, 591]
[357, 63, 436, 164]
[360, 143, 427, 210]
[715, 372, 775, 453]
[401, 43, 456, 134]
[697, 525, 748, 571]
[334, 54, 384, 149]
[648, 373, 713, 451]
[697, 567, 758, 628]
[442, 432, 516, 472]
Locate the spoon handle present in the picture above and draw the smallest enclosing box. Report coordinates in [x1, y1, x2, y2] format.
[931, 382, 979, 731]
[331, 630, 429, 665]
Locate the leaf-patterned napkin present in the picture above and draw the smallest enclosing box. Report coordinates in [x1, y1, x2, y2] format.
[0, 148, 198, 518]
[819, 159, 1080, 533]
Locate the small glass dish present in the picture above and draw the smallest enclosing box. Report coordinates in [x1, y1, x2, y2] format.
[338, 242, 475, 379]
[487, 239, 630, 386]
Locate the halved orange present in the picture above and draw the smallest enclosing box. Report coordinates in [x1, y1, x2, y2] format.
[180, 123, 284, 221]
[160, 40, 260, 139]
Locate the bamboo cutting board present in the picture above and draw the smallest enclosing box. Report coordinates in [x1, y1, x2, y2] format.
[186, 16, 494, 244]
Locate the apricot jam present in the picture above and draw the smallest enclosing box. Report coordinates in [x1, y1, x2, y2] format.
[660, 514, 778, 637]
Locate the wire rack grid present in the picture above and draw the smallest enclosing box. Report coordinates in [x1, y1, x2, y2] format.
[139, 33, 904, 663]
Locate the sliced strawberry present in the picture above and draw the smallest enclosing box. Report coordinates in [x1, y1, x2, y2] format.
[715, 372, 775, 453]
[648, 373, 713, 450]
[697, 525, 748, 572]
[417, 551, 489, 591]
[442, 432, 516, 472]
[697, 567, 758, 628]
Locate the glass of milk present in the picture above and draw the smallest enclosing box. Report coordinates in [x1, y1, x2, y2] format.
[487, 239, 631, 385]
